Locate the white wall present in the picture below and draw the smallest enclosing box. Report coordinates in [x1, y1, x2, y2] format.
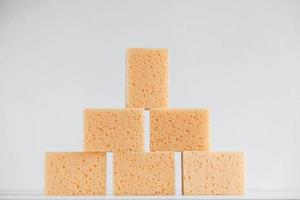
[0, 0, 300, 192]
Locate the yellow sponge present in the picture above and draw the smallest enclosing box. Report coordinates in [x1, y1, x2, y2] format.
[113, 152, 175, 195]
[45, 152, 106, 196]
[126, 48, 168, 109]
[182, 152, 245, 195]
[150, 109, 210, 151]
[84, 109, 144, 152]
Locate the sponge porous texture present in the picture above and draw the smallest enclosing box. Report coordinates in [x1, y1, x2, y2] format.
[126, 48, 168, 109]
[84, 108, 144, 152]
[150, 109, 210, 151]
[182, 152, 245, 195]
[45, 152, 106, 196]
[113, 152, 175, 195]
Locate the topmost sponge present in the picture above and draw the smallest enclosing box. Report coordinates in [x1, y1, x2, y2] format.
[126, 48, 168, 109]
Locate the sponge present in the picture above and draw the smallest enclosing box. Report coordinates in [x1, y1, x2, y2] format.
[126, 48, 168, 109]
[84, 109, 144, 152]
[113, 152, 175, 195]
[45, 152, 106, 196]
[182, 152, 245, 195]
[150, 109, 210, 151]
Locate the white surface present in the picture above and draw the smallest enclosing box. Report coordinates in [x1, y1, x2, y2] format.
[0, 0, 300, 193]
[1, 190, 300, 200]
[106, 153, 113, 195]
[175, 152, 182, 196]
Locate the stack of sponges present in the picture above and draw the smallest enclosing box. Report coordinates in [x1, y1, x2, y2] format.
[45, 48, 245, 196]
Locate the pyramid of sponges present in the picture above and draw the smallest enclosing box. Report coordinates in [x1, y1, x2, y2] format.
[45, 48, 245, 196]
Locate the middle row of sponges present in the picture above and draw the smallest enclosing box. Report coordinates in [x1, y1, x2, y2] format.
[84, 108, 210, 152]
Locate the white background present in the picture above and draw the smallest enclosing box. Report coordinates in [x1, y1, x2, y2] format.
[0, 0, 300, 193]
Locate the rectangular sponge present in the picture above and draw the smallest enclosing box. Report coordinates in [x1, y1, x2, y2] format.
[84, 109, 144, 152]
[182, 152, 245, 195]
[45, 152, 106, 195]
[150, 109, 210, 151]
[113, 152, 175, 195]
[126, 48, 168, 109]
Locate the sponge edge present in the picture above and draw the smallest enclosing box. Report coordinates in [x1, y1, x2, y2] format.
[113, 152, 175, 195]
[84, 108, 144, 152]
[150, 109, 210, 151]
[126, 48, 168, 109]
[182, 152, 245, 195]
[45, 152, 106, 196]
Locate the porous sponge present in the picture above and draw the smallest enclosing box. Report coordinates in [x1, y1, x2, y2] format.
[126, 48, 168, 109]
[182, 151, 245, 195]
[113, 152, 175, 195]
[150, 109, 210, 151]
[45, 152, 106, 195]
[84, 108, 144, 152]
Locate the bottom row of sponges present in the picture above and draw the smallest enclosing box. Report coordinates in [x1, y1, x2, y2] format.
[45, 151, 245, 196]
